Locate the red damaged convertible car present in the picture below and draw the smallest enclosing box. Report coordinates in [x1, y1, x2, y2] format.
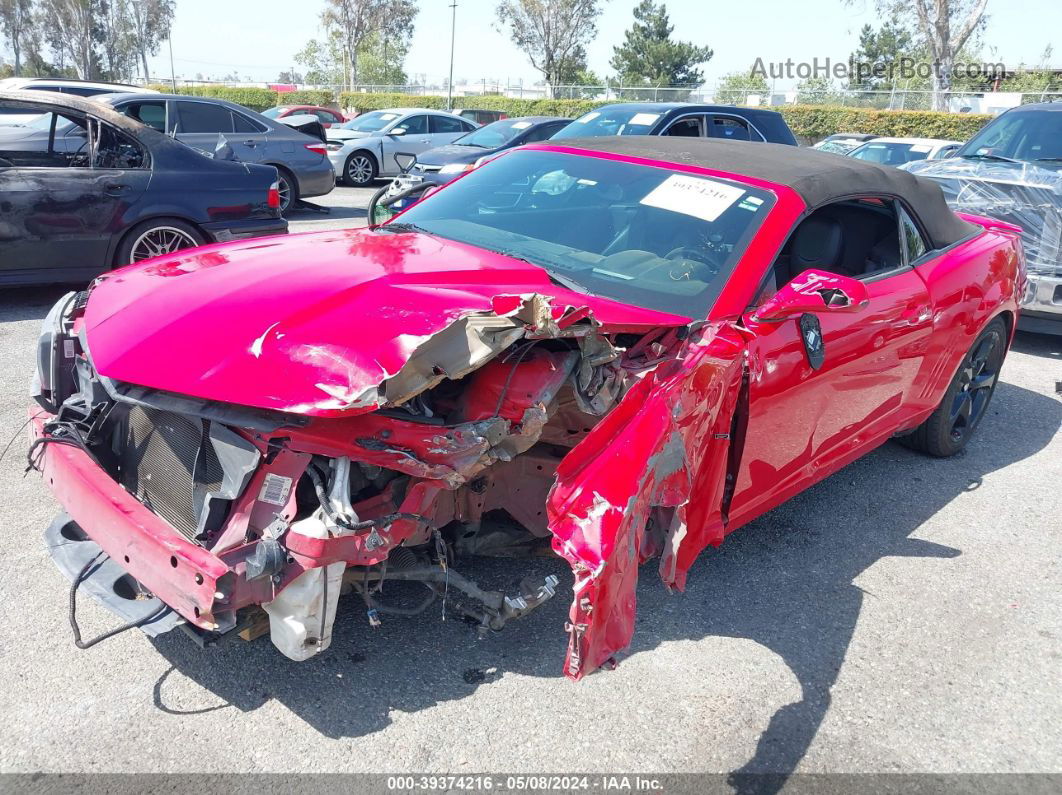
[30, 138, 1023, 677]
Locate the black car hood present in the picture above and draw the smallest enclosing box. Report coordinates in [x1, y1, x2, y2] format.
[416, 142, 499, 166]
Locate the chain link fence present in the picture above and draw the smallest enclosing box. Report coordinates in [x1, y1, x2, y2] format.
[150, 77, 1062, 114]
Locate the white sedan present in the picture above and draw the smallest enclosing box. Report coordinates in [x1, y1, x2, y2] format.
[846, 136, 963, 166]
[326, 108, 477, 186]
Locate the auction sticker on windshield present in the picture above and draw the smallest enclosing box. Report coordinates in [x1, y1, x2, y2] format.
[640, 174, 746, 222]
[629, 113, 661, 126]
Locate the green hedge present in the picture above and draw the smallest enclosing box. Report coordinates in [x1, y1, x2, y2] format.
[144, 84, 338, 112]
[144, 87, 994, 141]
[337, 91, 601, 118]
[777, 105, 993, 143]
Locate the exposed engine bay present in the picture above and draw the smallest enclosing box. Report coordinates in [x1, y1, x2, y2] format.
[31, 287, 737, 677]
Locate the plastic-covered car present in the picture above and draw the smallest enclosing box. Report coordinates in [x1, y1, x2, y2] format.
[904, 102, 1062, 334]
[30, 138, 1021, 678]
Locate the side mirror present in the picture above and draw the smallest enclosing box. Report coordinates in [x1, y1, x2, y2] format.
[753, 269, 870, 322]
[389, 127, 406, 136]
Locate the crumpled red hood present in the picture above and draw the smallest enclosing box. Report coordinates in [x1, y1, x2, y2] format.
[83, 229, 690, 416]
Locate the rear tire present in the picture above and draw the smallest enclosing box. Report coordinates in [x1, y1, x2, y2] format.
[115, 218, 205, 266]
[274, 166, 299, 216]
[899, 317, 1007, 457]
[343, 151, 377, 187]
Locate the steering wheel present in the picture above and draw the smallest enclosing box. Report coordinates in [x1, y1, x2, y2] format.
[664, 246, 722, 281]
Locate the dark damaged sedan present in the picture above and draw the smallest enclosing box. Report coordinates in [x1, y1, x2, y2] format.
[0, 90, 286, 286]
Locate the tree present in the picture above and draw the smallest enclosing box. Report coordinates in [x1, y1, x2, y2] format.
[848, 20, 919, 91]
[294, 29, 346, 87]
[495, 0, 603, 97]
[795, 76, 839, 104]
[99, 0, 137, 81]
[322, 0, 416, 89]
[128, 0, 175, 82]
[356, 30, 409, 85]
[852, 0, 989, 110]
[0, 0, 33, 75]
[609, 0, 711, 87]
[276, 69, 304, 84]
[41, 0, 98, 79]
[714, 69, 768, 105]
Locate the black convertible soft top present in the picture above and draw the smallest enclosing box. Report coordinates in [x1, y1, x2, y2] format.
[545, 137, 977, 249]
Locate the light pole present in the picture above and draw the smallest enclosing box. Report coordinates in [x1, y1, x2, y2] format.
[447, 1, 457, 110]
[168, 36, 177, 92]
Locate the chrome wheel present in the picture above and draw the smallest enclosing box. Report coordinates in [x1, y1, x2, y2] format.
[129, 226, 200, 262]
[948, 330, 1002, 443]
[346, 154, 374, 185]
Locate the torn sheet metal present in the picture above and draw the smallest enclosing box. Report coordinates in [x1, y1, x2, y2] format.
[546, 323, 748, 679]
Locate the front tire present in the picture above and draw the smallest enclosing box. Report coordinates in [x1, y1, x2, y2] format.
[899, 317, 1007, 457]
[115, 218, 205, 266]
[343, 151, 377, 187]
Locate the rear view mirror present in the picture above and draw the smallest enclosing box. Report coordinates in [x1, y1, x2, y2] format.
[753, 269, 870, 322]
[389, 127, 406, 136]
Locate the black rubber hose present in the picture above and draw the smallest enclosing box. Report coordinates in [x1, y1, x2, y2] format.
[69, 553, 168, 650]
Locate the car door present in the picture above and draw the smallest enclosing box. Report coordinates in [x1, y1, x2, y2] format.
[172, 100, 262, 163]
[0, 113, 150, 279]
[429, 113, 475, 147]
[661, 114, 705, 137]
[727, 199, 935, 526]
[379, 114, 433, 167]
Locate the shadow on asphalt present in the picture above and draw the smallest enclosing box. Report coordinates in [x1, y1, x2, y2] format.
[146, 380, 1061, 788]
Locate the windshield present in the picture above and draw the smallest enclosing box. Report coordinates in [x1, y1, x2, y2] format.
[261, 107, 288, 119]
[849, 141, 932, 165]
[957, 109, 1062, 162]
[340, 111, 401, 132]
[389, 150, 774, 317]
[551, 107, 663, 139]
[456, 119, 534, 148]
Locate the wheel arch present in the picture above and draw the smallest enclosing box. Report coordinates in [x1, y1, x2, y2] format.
[111, 214, 209, 267]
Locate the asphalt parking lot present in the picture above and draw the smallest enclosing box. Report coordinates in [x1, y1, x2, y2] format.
[0, 184, 1060, 781]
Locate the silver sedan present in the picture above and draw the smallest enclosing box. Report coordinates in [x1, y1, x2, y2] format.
[327, 108, 477, 186]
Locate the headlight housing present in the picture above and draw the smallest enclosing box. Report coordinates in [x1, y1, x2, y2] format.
[439, 162, 474, 175]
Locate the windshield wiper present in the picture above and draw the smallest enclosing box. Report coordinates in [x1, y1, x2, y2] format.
[378, 221, 431, 234]
[1033, 157, 1062, 163]
[960, 153, 1023, 164]
[490, 248, 590, 294]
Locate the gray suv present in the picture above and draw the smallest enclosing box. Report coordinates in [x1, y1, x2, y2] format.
[99, 94, 335, 213]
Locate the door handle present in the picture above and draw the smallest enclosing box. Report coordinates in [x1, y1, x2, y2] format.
[242, 139, 257, 147]
[105, 184, 129, 196]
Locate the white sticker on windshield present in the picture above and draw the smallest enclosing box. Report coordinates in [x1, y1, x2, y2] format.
[909, 144, 932, 153]
[511, 121, 532, 129]
[640, 174, 746, 222]
[629, 113, 661, 126]
[380, 113, 398, 120]
[577, 112, 600, 123]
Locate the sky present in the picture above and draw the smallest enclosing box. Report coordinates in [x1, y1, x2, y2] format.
[62, 0, 1062, 89]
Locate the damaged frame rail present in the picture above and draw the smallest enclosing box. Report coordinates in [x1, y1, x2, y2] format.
[31, 289, 750, 678]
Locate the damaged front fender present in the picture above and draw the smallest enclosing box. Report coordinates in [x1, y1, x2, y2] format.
[547, 322, 749, 679]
